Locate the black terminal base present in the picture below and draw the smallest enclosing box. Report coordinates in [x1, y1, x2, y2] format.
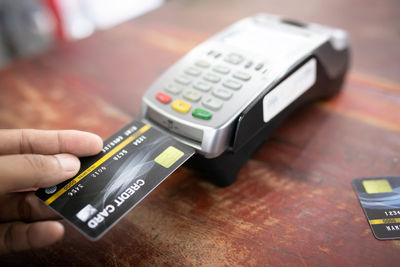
[186, 54, 349, 187]
[186, 117, 282, 187]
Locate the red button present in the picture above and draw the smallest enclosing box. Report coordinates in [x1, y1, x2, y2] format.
[156, 92, 171, 104]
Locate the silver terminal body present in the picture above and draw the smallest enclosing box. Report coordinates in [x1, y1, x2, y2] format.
[141, 14, 349, 158]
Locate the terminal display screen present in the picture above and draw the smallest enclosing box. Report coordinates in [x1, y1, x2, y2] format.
[223, 24, 310, 59]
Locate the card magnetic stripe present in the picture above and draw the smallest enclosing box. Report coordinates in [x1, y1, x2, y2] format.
[369, 218, 400, 225]
[44, 125, 151, 205]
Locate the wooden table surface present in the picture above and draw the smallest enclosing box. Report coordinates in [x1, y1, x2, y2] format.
[1, 0, 400, 266]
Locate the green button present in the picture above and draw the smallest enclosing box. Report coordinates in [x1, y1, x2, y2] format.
[192, 108, 212, 120]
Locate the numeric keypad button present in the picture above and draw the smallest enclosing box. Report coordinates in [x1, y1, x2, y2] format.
[212, 88, 232, 100]
[184, 67, 201, 77]
[195, 60, 210, 68]
[183, 90, 202, 102]
[202, 97, 223, 111]
[213, 65, 230, 75]
[165, 84, 183, 94]
[174, 76, 192, 85]
[233, 71, 251, 81]
[223, 79, 242, 90]
[203, 73, 221, 83]
[193, 81, 212, 92]
[224, 53, 244, 65]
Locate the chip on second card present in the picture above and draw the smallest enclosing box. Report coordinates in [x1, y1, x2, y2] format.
[362, 179, 392, 194]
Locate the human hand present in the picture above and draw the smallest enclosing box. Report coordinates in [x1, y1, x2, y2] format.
[0, 129, 103, 254]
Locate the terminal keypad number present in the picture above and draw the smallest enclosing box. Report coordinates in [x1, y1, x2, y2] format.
[156, 52, 252, 120]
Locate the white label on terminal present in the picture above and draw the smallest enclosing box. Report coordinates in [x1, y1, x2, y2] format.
[263, 58, 316, 122]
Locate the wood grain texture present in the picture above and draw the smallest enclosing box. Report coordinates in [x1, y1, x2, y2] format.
[0, 0, 399, 266]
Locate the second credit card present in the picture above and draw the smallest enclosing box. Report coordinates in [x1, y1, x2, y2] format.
[353, 176, 400, 240]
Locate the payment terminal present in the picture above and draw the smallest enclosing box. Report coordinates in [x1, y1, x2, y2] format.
[141, 14, 350, 186]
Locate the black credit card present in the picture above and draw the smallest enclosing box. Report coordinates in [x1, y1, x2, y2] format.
[352, 176, 400, 240]
[36, 120, 195, 240]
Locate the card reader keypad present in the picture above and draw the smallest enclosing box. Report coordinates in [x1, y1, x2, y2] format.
[156, 54, 252, 120]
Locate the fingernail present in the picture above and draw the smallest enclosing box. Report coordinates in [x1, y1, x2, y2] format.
[55, 154, 80, 172]
[93, 134, 104, 151]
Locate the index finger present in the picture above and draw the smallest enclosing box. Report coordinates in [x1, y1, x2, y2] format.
[0, 129, 103, 156]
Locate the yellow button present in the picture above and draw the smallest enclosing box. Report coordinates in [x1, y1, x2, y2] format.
[171, 99, 191, 113]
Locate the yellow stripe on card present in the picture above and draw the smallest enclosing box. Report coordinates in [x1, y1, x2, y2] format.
[369, 218, 400, 225]
[45, 125, 151, 205]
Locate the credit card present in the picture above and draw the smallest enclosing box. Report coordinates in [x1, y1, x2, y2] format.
[36, 120, 195, 240]
[352, 176, 400, 240]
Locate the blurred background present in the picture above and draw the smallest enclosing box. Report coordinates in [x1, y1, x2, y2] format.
[0, 0, 398, 83]
[0, 0, 164, 68]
